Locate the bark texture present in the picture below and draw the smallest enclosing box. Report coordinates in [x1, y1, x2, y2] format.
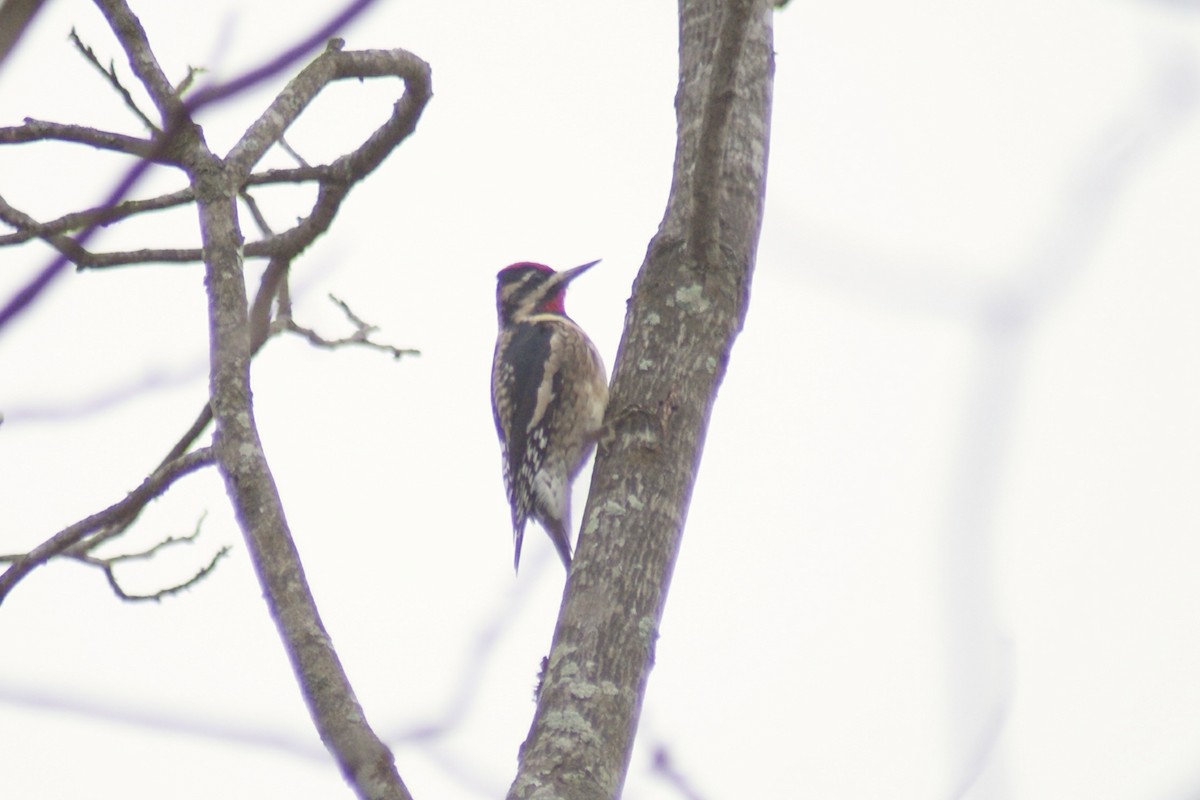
[508, 1, 774, 798]
[181, 41, 430, 800]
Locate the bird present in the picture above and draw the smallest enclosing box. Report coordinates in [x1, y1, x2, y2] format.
[491, 260, 609, 572]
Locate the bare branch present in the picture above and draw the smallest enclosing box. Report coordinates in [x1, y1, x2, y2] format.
[68, 27, 159, 133]
[281, 294, 419, 360]
[160, 405, 215, 468]
[95, 544, 230, 602]
[58, 513, 230, 603]
[0, 193, 97, 264]
[175, 65, 205, 98]
[1, 45, 430, 277]
[76, 247, 205, 267]
[0, 446, 215, 604]
[4, 6, 428, 794]
[245, 165, 333, 185]
[277, 135, 312, 167]
[0, 0, 386, 332]
[0, 193, 201, 267]
[0, 165, 331, 256]
[92, 0, 181, 122]
[238, 189, 274, 238]
[509, 1, 774, 797]
[158, 256, 292, 467]
[0, 137, 163, 325]
[194, 94, 413, 797]
[226, 41, 431, 179]
[0, 118, 157, 157]
[77, 512, 210, 561]
[249, 257, 293, 357]
[0, 187, 196, 245]
[33, 513, 232, 602]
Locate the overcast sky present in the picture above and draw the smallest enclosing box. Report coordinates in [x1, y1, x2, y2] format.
[2, 1, 1199, 799]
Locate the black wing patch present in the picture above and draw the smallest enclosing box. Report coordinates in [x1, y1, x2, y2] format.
[503, 321, 554, 488]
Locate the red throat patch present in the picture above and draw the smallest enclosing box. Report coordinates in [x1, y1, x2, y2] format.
[536, 290, 567, 315]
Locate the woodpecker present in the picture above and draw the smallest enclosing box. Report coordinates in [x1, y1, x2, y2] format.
[491, 260, 608, 572]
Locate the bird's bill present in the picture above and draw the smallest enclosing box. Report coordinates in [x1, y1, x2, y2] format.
[558, 259, 601, 284]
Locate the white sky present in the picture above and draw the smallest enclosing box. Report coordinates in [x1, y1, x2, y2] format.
[2, 1, 1199, 798]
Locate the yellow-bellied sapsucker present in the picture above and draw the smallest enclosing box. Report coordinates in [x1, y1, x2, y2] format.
[491, 261, 608, 572]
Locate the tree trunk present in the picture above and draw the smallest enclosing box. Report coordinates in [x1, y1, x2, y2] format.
[508, 1, 775, 797]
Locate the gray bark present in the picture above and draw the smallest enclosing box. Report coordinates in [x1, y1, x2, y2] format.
[83, 4, 432, 797]
[508, 1, 775, 798]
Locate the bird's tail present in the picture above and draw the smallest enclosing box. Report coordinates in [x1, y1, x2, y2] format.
[543, 517, 573, 571]
[512, 517, 572, 573]
[513, 519, 526, 573]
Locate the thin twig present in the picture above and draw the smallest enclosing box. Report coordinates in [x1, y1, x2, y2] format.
[282, 293, 419, 360]
[0, 192, 96, 263]
[245, 164, 332, 184]
[69, 27, 159, 133]
[238, 188, 274, 237]
[0, 170, 331, 249]
[0, 187, 196, 245]
[96, 545, 231, 602]
[69, 513, 230, 603]
[174, 65, 204, 98]
[0, 118, 157, 156]
[1, 47, 429, 274]
[0, 0, 390, 332]
[157, 256, 292, 467]
[74, 246, 205, 267]
[0, 169, 339, 247]
[277, 135, 311, 168]
[85, 512, 209, 561]
[277, 268, 294, 318]
[0, 446, 215, 604]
